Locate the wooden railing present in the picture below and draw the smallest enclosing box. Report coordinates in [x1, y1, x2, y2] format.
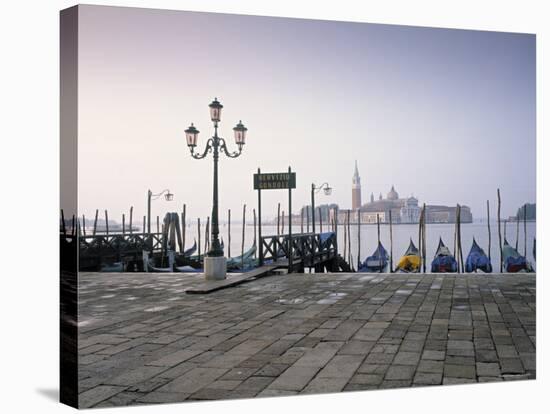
[78, 232, 164, 257]
[260, 232, 338, 270]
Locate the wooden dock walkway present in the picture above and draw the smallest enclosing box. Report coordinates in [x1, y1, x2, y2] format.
[186, 264, 284, 294]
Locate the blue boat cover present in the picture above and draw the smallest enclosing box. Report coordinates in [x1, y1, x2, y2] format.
[502, 239, 531, 272]
[465, 238, 492, 273]
[320, 232, 336, 248]
[430, 238, 457, 273]
[358, 242, 388, 272]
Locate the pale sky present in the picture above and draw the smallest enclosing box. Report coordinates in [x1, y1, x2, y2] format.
[77, 5, 536, 223]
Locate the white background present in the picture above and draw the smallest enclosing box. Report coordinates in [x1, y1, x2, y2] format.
[0, 0, 547, 413]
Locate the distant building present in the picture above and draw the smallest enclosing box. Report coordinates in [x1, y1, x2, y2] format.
[514, 203, 536, 221]
[357, 185, 405, 223]
[400, 196, 421, 223]
[351, 160, 362, 210]
[425, 205, 472, 223]
[345, 180, 472, 224]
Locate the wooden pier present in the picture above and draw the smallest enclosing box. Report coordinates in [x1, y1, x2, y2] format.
[68, 229, 353, 273]
[259, 232, 350, 273]
[77, 232, 164, 271]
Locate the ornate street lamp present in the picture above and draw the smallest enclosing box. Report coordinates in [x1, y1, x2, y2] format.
[311, 182, 332, 234]
[185, 98, 248, 279]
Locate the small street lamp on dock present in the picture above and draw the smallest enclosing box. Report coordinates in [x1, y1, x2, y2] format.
[147, 189, 173, 249]
[311, 182, 332, 234]
[185, 98, 248, 280]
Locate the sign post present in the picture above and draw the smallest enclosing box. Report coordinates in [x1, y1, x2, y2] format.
[254, 168, 296, 270]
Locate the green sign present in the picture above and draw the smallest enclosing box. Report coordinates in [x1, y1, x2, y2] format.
[254, 172, 296, 190]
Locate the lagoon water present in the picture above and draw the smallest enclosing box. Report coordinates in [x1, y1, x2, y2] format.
[182, 220, 536, 269]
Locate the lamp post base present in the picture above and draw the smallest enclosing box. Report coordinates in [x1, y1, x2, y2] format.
[204, 256, 227, 280]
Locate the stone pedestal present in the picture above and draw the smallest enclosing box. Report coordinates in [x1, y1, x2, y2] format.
[204, 256, 227, 280]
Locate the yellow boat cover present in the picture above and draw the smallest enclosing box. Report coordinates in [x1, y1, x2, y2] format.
[396, 254, 420, 272]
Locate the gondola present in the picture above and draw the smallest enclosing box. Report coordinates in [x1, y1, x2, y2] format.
[175, 240, 225, 272]
[144, 250, 175, 273]
[319, 232, 336, 249]
[227, 243, 257, 270]
[358, 242, 389, 272]
[502, 239, 532, 272]
[188, 240, 224, 262]
[395, 239, 421, 273]
[182, 239, 197, 257]
[430, 238, 458, 273]
[465, 238, 492, 273]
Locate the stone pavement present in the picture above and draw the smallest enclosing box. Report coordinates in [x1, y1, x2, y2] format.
[77, 272, 536, 408]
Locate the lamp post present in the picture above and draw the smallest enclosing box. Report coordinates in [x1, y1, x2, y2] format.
[147, 189, 173, 249]
[311, 183, 332, 234]
[185, 98, 248, 280]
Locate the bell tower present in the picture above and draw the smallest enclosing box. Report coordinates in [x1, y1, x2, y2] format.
[352, 160, 362, 210]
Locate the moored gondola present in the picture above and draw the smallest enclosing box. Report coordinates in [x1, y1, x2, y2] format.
[144, 250, 175, 272]
[465, 238, 492, 273]
[358, 242, 389, 272]
[430, 238, 458, 273]
[182, 239, 197, 257]
[227, 243, 257, 270]
[395, 239, 420, 273]
[502, 239, 532, 272]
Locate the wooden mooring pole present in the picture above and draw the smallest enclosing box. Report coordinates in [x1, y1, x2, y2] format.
[182, 204, 186, 252]
[241, 204, 246, 270]
[92, 209, 98, 237]
[457, 204, 464, 273]
[377, 213, 381, 273]
[422, 204, 427, 273]
[343, 211, 347, 265]
[228, 209, 231, 258]
[277, 203, 281, 236]
[357, 209, 361, 270]
[497, 188, 502, 273]
[253, 208, 257, 258]
[105, 210, 109, 236]
[129, 206, 133, 235]
[497, 189, 503, 272]
[487, 200, 491, 261]
[205, 217, 210, 253]
[515, 213, 520, 251]
[523, 203, 527, 260]
[419, 208, 424, 271]
[348, 210, 353, 270]
[197, 218, 201, 259]
[389, 209, 394, 273]
[60, 209, 66, 236]
[453, 207, 458, 259]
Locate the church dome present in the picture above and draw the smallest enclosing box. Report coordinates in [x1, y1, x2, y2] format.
[405, 196, 418, 206]
[387, 185, 399, 200]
